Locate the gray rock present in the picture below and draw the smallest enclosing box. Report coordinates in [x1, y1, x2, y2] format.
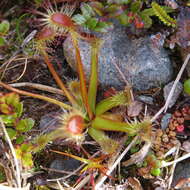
[186, 61, 190, 77]
[137, 95, 154, 105]
[172, 159, 190, 188]
[49, 158, 81, 178]
[63, 21, 173, 91]
[161, 113, 172, 130]
[164, 81, 183, 108]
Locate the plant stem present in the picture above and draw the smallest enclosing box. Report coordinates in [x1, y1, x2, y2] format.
[9, 82, 64, 95]
[88, 40, 102, 113]
[0, 118, 21, 188]
[70, 31, 93, 119]
[91, 116, 141, 135]
[41, 50, 77, 106]
[88, 127, 119, 154]
[0, 81, 72, 110]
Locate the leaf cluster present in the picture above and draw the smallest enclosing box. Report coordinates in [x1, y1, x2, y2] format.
[140, 153, 162, 177]
[72, 1, 176, 31]
[72, 3, 113, 32]
[0, 93, 34, 145]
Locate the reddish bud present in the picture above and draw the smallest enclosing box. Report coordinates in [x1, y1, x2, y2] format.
[136, 21, 144, 29]
[51, 13, 74, 28]
[67, 115, 84, 135]
[134, 17, 144, 29]
[176, 125, 184, 132]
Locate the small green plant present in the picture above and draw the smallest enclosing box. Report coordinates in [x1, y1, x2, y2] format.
[72, 1, 176, 30]
[151, 2, 176, 27]
[0, 20, 10, 46]
[184, 79, 190, 95]
[0, 0, 152, 172]
[72, 3, 113, 32]
[0, 93, 35, 167]
[0, 93, 35, 144]
[139, 153, 162, 177]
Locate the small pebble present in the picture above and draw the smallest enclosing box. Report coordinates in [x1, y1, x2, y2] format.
[137, 95, 154, 105]
[164, 81, 183, 108]
[157, 129, 163, 137]
[49, 158, 81, 178]
[169, 123, 176, 131]
[169, 131, 176, 137]
[155, 137, 161, 145]
[155, 187, 165, 190]
[171, 139, 179, 145]
[166, 128, 170, 133]
[154, 144, 160, 150]
[156, 151, 163, 157]
[162, 135, 169, 143]
[161, 113, 172, 130]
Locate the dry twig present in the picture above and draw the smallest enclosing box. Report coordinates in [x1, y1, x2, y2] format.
[9, 82, 64, 95]
[0, 118, 21, 188]
[151, 53, 190, 122]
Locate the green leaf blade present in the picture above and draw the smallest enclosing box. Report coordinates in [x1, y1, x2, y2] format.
[16, 118, 35, 132]
[88, 39, 102, 113]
